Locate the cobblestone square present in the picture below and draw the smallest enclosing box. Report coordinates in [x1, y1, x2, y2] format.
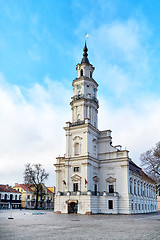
[0, 210, 160, 240]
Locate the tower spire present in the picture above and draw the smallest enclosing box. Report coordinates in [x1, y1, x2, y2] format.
[81, 40, 90, 64]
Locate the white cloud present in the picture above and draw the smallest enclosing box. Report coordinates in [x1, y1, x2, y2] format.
[0, 74, 71, 187]
[99, 96, 160, 166]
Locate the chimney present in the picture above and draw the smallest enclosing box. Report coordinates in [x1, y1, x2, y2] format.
[6, 184, 9, 189]
[15, 183, 18, 186]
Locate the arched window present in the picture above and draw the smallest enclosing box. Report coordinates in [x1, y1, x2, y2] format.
[134, 180, 136, 195]
[80, 69, 83, 76]
[130, 182, 132, 194]
[75, 143, 80, 155]
[5, 194, 7, 200]
[10, 194, 13, 200]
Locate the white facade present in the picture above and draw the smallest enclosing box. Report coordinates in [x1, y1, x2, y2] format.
[54, 42, 157, 214]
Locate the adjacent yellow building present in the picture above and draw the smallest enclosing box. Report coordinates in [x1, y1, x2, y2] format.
[13, 183, 54, 209]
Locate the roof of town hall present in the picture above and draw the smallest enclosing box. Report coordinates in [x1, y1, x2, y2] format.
[0, 184, 20, 193]
[129, 160, 156, 184]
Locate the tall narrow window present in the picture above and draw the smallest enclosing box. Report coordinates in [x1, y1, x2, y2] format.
[130, 183, 132, 194]
[10, 194, 13, 200]
[90, 71, 92, 78]
[108, 200, 113, 209]
[75, 143, 80, 155]
[93, 145, 96, 157]
[77, 114, 80, 121]
[80, 69, 83, 76]
[73, 183, 78, 192]
[131, 203, 133, 210]
[137, 184, 140, 195]
[134, 183, 136, 195]
[135, 203, 137, 210]
[94, 184, 97, 196]
[109, 185, 114, 193]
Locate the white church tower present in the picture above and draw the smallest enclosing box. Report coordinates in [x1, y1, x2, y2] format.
[54, 42, 157, 214]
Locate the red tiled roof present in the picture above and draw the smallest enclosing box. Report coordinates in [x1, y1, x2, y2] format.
[13, 184, 34, 192]
[0, 185, 20, 193]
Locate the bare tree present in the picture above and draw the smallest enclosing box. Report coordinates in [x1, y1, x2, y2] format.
[24, 163, 49, 209]
[140, 141, 160, 183]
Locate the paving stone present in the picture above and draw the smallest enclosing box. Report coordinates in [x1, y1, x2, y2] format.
[0, 210, 160, 240]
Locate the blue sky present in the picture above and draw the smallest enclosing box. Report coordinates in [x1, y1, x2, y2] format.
[0, 0, 160, 186]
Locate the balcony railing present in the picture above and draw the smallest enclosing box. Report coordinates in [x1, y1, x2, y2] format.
[71, 95, 99, 105]
[57, 191, 119, 197]
[69, 120, 85, 127]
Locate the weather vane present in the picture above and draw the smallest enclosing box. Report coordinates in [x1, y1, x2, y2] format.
[84, 33, 89, 41]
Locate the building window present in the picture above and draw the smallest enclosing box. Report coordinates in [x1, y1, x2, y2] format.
[15, 195, 17, 200]
[10, 194, 13, 200]
[74, 143, 80, 155]
[27, 195, 30, 200]
[108, 200, 113, 209]
[131, 203, 133, 210]
[73, 183, 78, 192]
[94, 184, 97, 196]
[90, 71, 92, 78]
[135, 203, 137, 210]
[5, 194, 7, 200]
[19, 195, 21, 200]
[74, 167, 79, 172]
[93, 145, 97, 157]
[139, 204, 141, 210]
[109, 185, 114, 193]
[130, 184, 132, 194]
[134, 184, 136, 195]
[80, 69, 83, 77]
[77, 114, 80, 121]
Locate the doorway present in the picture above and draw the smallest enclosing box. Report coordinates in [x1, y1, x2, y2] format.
[68, 202, 78, 214]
